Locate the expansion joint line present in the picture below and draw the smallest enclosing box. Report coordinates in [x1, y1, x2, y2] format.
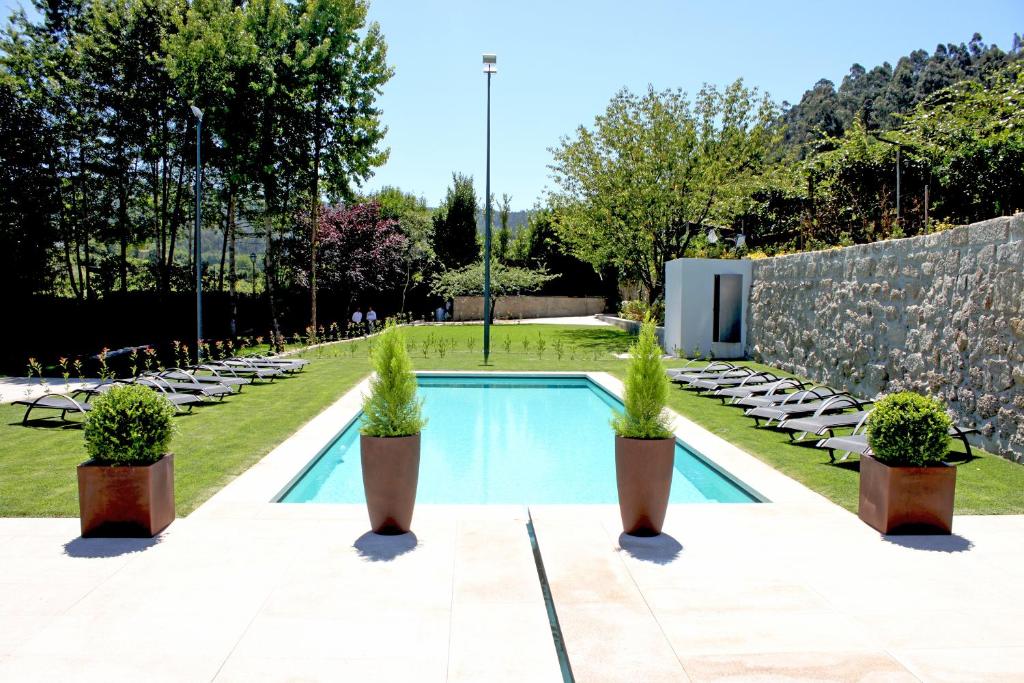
[526, 508, 575, 683]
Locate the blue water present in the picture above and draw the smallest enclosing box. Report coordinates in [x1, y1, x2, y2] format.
[280, 375, 758, 504]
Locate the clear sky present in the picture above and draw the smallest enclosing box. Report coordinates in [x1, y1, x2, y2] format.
[3, 0, 1022, 210]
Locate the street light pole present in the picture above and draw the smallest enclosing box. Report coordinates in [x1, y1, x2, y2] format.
[482, 53, 496, 364]
[191, 105, 204, 363]
[250, 252, 258, 294]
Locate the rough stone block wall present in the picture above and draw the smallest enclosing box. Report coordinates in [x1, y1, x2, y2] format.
[748, 214, 1024, 461]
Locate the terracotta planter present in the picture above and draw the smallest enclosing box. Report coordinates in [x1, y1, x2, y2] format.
[858, 454, 956, 534]
[615, 435, 675, 536]
[361, 434, 421, 535]
[77, 453, 175, 538]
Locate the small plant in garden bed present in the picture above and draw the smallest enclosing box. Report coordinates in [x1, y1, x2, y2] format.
[868, 392, 952, 467]
[84, 384, 176, 465]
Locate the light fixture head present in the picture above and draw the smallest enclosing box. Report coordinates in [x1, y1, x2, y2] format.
[190, 105, 203, 121]
[734, 234, 746, 249]
[706, 228, 719, 245]
[482, 52, 497, 74]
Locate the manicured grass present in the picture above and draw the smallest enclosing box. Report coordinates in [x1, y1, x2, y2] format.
[0, 324, 631, 517]
[1, 323, 1022, 517]
[654, 360, 1024, 515]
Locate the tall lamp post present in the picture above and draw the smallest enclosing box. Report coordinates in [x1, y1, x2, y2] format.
[191, 105, 204, 362]
[482, 53, 496, 364]
[250, 252, 258, 294]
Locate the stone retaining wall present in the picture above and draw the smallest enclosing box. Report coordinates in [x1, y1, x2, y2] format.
[747, 215, 1024, 461]
[453, 296, 605, 321]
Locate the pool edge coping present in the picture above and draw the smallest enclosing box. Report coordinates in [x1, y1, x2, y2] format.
[193, 371, 833, 517]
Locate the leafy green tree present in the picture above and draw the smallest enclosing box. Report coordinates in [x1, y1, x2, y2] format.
[495, 192, 512, 262]
[898, 61, 1024, 221]
[550, 81, 779, 302]
[432, 173, 479, 270]
[289, 0, 392, 331]
[369, 186, 434, 312]
[430, 260, 555, 319]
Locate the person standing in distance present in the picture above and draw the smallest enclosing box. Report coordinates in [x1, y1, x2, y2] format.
[366, 306, 377, 333]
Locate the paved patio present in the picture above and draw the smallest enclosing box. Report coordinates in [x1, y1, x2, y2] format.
[1, 373, 1022, 681]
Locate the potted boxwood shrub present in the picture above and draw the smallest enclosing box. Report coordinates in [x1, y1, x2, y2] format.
[360, 320, 426, 535]
[862, 391, 955, 534]
[79, 384, 176, 538]
[612, 317, 674, 536]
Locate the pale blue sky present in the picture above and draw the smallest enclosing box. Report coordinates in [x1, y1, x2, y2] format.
[4, 0, 1022, 210]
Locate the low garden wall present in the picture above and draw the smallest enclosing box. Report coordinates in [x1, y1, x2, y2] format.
[747, 214, 1024, 461]
[453, 296, 605, 321]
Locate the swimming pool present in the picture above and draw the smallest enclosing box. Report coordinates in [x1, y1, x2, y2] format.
[280, 374, 758, 504]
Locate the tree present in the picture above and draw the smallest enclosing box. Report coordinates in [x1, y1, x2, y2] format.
[495, 192, 512, 262]
[289, 0, 392, 332]
[549, 81, 780, 303]
[431, 260, 556, 319]
[432, 173, 479, 269]
[286, 202, 406, 313]
[898, 61, 1024, 222]
[369, 186, 434, 312]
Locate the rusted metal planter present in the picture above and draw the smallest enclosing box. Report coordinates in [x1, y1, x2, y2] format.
[77, 454, 175, 538]
[858, 454, 956, 535]
[361, 434, 421, 535]
[615, 435, 675, 536]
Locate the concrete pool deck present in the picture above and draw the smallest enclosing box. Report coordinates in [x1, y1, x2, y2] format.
[1, 373, 1023, 681]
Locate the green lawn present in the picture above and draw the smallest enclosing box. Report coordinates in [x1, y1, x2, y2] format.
[1, 323, 1022, 517]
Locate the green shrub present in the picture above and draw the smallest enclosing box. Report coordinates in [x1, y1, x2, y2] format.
[612, 317, 672, 439]
[867, 391, 952, 467]
[361, 320, 426, 437]
[84, 384, 175, 465]
[619, 299, 665, 324]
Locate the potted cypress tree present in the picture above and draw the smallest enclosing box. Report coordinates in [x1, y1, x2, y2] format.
[79, 384, 176, 538]
[862, 391, 955, 534]
[360, 320, 426, 535]
[612, 317, 675, 536]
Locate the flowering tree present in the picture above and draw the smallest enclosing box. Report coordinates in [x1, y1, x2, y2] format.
[288, 202, 407, 307]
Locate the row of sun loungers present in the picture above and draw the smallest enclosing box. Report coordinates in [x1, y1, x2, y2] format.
[15, 355, 309, 425]
[666, 360, 976, 462]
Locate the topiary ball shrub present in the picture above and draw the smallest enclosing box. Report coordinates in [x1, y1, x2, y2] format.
[867, 391, 952, 467]
[84, 384, 176, 465]
[612, 316, 672, 440]
[361, 320, 426, 438]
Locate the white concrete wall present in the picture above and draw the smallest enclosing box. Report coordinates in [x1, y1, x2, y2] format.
[664, 258, 752, 359]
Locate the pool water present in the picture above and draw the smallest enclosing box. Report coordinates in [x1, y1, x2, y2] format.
[280, 375, 758, 504]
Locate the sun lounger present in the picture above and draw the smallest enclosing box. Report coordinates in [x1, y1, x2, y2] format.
[776, 410, 872, 441]
[665, 360, 735, 380]
[159, 368, 250, 393]
[744, 393, 865, 427]
[816, 420, 980, 462]
[670, 362, 747, 386]
[15, 393, 92, 424]
[690, 370, 784, 392]
[227, 357, 305, 373]
[734, 385, 843, 409]
[84, 380, 202, 413]
[195, 362, 282, 382]
[141, 374, 232, 400]
[238, 355, 310, 369]
[714, 377, 806, 404]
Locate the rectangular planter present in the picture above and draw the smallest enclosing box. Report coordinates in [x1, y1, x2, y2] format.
[77, 454, 175, 538]
[858, 454, 955, 535]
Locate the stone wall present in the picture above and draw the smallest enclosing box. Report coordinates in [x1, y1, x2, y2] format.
[453, 295, 606, 321]
[747, 214, 1024, 461]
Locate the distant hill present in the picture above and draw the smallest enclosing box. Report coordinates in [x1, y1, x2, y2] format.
[474, 208, 530, 233]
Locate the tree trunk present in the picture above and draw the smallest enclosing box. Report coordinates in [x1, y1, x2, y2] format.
[119, 179, 129, 293]
[165, 160, 186, 291]
[228, 190, 238, 338]
[218, 198, 229, 292]
[310, 96, 322, 333]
